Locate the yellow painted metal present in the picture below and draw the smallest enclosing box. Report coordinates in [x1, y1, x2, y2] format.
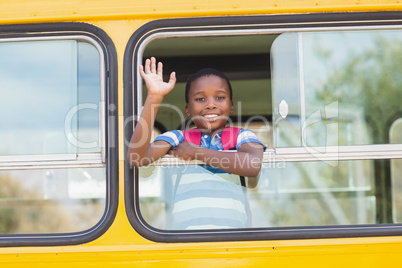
[0, 0, 402, 24]
[1, 0, 402, 267]
[2, 237, 402, 267]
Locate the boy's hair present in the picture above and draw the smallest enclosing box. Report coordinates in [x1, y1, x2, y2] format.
[185, 68, 233, 103]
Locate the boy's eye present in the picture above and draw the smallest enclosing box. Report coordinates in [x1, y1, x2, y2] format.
[195, 97, 205, 102]
[216, 96, 225, 100]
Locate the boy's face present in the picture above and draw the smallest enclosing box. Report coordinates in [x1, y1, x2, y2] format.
[185, 75, 234, 134]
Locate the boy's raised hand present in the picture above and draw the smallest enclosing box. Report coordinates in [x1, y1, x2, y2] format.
[139, 57, 176, 97]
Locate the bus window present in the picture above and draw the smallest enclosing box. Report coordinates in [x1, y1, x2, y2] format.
[0, 37, 109, 235]
[126, 23, 402, 239]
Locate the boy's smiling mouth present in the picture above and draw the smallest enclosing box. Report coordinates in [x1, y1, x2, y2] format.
[204, 114, 218, 118]
[203, 114, 220, 122]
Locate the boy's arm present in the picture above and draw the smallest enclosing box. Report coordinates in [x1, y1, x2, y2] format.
[127, 57, 176, 166]
[168, 142, 264, 188]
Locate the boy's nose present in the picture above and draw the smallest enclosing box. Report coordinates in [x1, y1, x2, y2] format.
[205, 98, 217, 109]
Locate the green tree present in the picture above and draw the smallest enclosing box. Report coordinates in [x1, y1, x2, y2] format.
[316, 37, 402, 143]
[313, 35, 402, 223]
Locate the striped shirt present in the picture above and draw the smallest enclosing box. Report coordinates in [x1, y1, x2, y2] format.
[171, 165, 249, 230]
[153, 128, 266, 230]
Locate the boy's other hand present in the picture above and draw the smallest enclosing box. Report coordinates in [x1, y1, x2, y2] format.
[168, 142, 198, 161]
[140, 57, 176, 97]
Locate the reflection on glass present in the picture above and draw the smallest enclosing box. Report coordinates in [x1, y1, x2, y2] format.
[272, 30, 402, 147]
[0, 40, 101, 156]
[139, 159, 388, 230]
[76, 42, 101, 153]
[0, 168, 105, 234]
[253, 160, 375, 227]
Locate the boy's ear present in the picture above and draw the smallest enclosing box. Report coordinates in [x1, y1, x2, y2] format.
[185, 104, 191, 117]
[230, 101, 234, 114]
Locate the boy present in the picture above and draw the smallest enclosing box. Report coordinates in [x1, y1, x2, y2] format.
[127, 57, 265, 229]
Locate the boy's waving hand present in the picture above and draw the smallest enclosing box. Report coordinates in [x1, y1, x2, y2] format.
[139, 57, 176, 97]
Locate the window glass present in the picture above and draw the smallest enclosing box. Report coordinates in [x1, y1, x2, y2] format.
[390, 119, 402, 222]
[0, 167, 105, 234]
[139, 159, 380, 230]
[271, 30, 402, 147]
[0, 37, 106, 235]
[0, 40, 101, 156]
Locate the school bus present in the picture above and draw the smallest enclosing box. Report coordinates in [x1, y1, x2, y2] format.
[2, 0, 402, 267]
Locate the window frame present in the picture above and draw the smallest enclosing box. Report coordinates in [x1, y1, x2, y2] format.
[0, 22, 118, 247]
[124, 12, 402, 243]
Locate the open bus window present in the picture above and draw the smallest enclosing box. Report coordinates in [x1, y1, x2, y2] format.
[0, 37, 108, 235]
[131, 26, 402, 234]
[137, 34, 273, 230]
